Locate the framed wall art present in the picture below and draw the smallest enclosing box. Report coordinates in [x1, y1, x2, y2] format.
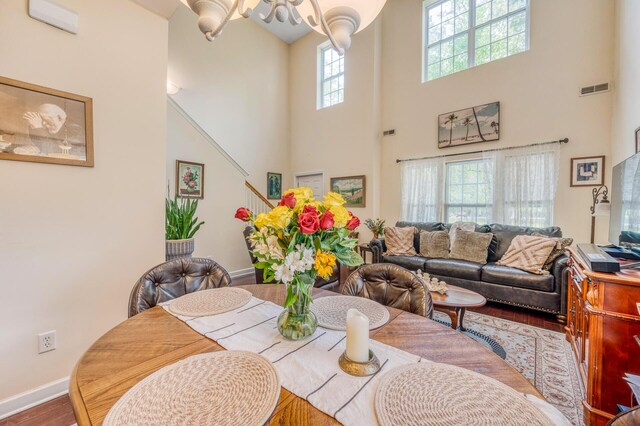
[330, 175, 366, 208]
[267, 172, 282, 200]
[635, 127, 639, 154]
[438, 101, 500, 149]
[570, 156, 605, 187]
[0, 76, 93, 167]
[176, 160, 204, 199]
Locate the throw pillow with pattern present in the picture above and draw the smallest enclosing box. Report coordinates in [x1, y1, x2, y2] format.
[449, 229, 493, 264]
[384, 227, 417, 256]
[532, 232, 574, 271]
[419, 230, 450, 258]
[497, 235, 558, 274]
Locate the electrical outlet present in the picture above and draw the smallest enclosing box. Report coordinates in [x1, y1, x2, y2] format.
[38, 330, 56, 354]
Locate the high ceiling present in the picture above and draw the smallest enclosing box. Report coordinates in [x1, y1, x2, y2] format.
[131, 0, 311, 44]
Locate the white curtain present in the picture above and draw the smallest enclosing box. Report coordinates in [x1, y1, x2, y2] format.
[484, 143, 560, 227]
[400, 158, 443, 222]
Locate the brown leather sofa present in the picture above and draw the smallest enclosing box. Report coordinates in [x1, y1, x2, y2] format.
[370, 222, 569, 322]
[128, 257, 231, 317]
[342, 263, 433, 318]
[243, 226, 340, 291]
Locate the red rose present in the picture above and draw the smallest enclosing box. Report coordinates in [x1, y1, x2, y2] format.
[278, 192, 296, 208]
[302, 205, 318, 214]
[188, 181, 196, 187]
[234, 207, 252, 222]
[298, 208, 320, 234]
[319, 210, 334, 230]
[346, 212, 360, 231]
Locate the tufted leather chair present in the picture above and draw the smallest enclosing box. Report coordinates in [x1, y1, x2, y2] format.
[342, 263, 433, 318]
[128, 257, 232, 317]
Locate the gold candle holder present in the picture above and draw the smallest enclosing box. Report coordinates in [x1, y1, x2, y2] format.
[338, 350, 381, 377]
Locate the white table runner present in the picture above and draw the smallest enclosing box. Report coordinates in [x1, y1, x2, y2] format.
[161, 296, 568, 425]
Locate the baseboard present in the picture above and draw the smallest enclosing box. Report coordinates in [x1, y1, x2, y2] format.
[0, 377, 69, 420]
[230, 267, 253, 279]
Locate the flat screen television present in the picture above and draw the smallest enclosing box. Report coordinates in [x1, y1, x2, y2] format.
[609, 152, 640, 247]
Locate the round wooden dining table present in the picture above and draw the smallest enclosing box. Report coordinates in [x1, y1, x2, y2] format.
[69, 284, 541, 425]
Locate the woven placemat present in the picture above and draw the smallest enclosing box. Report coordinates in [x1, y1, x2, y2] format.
[103, 351, 280, 426]
[169, 287, 252, 317]
[375, 363, 554, 426]
[311, 295, 390, 331]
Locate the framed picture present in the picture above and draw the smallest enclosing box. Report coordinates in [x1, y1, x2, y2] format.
[267, 172, 282, 200]
[0, 76, 93, 167]
[635, 127, 640, 154]
[176, 160, 204, 199]
[438, 102, 500, 149]
[330, 175, 366, 208]
[570, 156, 605, 187]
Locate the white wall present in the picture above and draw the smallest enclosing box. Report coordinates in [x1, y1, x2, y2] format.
[611, 0, 640, 166]
[289, 23, 383, 241]
[380, 0, 614, 244]
[289, 0, 615, 244]
[166, 101, 252, 273]
[166, 5, 293, 275]
[168, 5, 291, 196]
[0, 0, 167, 401]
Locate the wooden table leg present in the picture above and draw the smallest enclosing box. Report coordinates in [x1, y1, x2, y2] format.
[435, 307, 458, 330]
[457, 307, 467, 331]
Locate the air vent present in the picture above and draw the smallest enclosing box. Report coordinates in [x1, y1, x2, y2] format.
[580, 82, 610, 97]
[383, 129, 396, 136]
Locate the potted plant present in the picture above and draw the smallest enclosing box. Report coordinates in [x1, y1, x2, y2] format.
[234, 187, 363, 340]
[165, 196, 205, 261]
[364, 218, 386, 240]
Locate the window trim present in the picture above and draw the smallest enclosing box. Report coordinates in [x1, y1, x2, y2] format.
[443, 157, 493, 224]
[422, 0, 531, 83]
[317, 41, 345, 110]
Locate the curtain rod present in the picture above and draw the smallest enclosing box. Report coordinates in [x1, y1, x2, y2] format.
[395, 138, 569, 164]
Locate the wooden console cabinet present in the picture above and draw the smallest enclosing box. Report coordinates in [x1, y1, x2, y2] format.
[566, 249, 640, 425]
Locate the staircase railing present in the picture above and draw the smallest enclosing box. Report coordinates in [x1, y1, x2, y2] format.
[245, 181, 274, 216]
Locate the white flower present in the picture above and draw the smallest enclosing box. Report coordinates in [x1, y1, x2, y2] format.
[266, 236, 284, 260]
[274, 263, 294, 284]
[301, 247, 315, 270]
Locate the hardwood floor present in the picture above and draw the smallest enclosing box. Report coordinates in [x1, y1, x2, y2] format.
[3, 269, 565, 425]
[0, 396, 75, 426]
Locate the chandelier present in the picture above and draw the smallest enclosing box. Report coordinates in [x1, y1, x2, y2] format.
[184, 0, 387, 54]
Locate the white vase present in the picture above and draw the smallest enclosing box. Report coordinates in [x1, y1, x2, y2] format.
[165, 238, 195, 261]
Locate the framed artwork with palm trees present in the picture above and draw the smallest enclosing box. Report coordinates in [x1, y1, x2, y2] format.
[438, 102, 500, 149]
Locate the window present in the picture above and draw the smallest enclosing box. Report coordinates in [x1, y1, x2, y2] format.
[444, 159, 493, 224]
[401, 144, 559, 227]
[318, 43, 345, 109]
[424, 0, 529, 82]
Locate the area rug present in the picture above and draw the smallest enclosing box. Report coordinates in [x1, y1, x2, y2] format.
[433, 311, 584, 426]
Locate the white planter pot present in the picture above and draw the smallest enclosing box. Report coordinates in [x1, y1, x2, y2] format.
[166, 238, 195, 261]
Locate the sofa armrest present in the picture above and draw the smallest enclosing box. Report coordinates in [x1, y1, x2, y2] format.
[551, 254, 569, 316]
[369, 239, 386, 263]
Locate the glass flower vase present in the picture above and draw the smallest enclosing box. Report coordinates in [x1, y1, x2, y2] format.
[277, 274, 318, 341]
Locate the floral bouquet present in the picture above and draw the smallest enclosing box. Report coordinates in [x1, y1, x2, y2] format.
[235, 187, 363, 340]
[182, 167, 199, 191]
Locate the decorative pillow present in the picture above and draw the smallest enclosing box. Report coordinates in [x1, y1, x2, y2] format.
[532, 232, 574, 271]
[419, 231, 450, 258]
[384, 227, 417, 256]
[449, 229, 493, 264]
[497, 235, 558, 275]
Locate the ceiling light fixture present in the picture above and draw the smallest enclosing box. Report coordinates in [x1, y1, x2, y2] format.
[184, 0, 387, 54]
[167, 81, 181, 95]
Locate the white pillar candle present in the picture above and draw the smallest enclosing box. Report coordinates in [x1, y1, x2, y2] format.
[346, 308, 370, 363]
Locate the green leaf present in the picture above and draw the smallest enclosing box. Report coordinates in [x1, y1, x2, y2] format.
[335, 249, 364, 267]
